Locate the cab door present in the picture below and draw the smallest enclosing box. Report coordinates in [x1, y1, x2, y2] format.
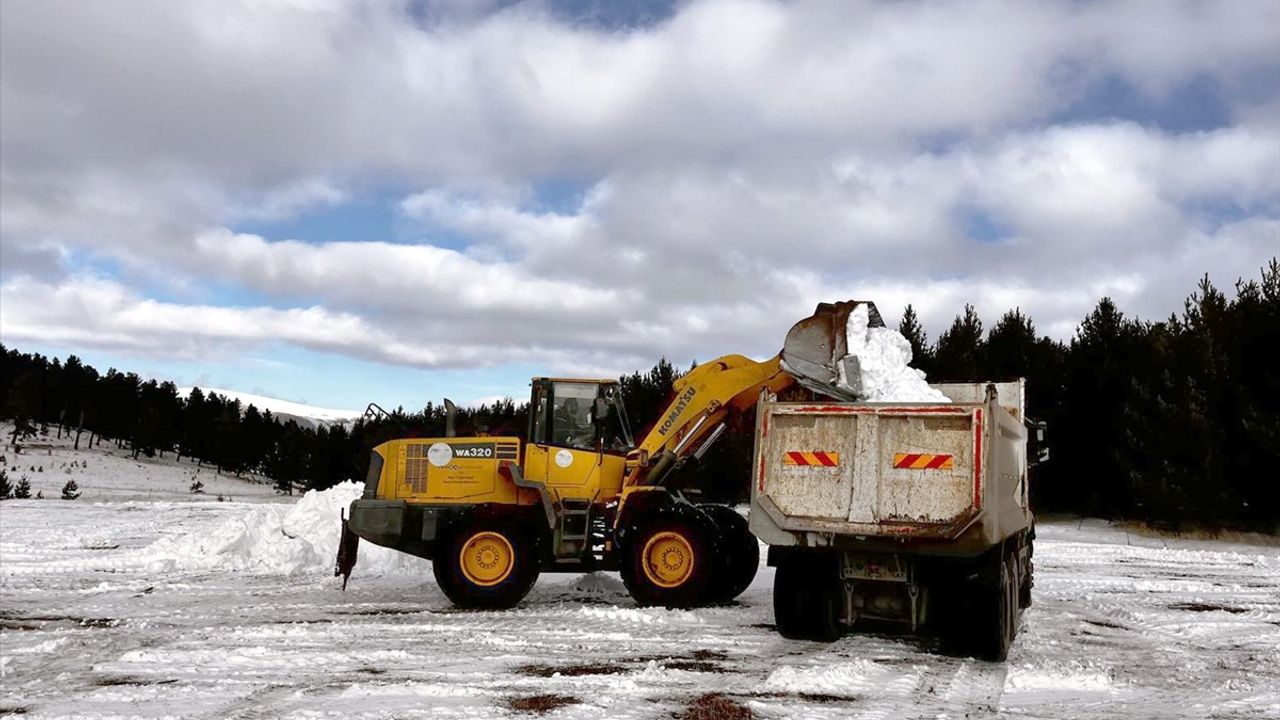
[524, 380, 609, 499]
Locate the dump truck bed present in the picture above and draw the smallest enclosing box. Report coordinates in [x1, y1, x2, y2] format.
[749, 381, 1031, 556]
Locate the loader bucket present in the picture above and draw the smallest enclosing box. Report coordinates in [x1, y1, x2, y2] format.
[780, 300, 885, 401]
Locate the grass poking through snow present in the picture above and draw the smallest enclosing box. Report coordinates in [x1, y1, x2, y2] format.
[675, 693, 754, 720]
[504, 694, 580, 714]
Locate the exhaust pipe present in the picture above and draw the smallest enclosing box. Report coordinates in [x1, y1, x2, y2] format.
[444, 398, 458, 437]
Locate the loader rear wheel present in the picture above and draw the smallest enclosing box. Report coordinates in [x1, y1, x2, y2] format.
[773, 553, 842, 642]
[701, 506, 759, 603]
[434, 522, 538, 610]
[622, 517, 712, 608]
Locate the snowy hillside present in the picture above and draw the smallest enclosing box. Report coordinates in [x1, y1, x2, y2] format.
[1, 434, 1276, 719]
[0, 422, 286, 503]
[180, 388, 363, 429]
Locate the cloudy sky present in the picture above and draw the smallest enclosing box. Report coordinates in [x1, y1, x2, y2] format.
[1, 0, 1277, 410]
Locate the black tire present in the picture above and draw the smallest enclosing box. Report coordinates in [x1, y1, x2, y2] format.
[701, 506, 760, 603]
[1019, 536, 1034, 609]
[621, 516, 713, 608]
[773, 552, 842, 642]
[972, 550, 1016, 662]
[433, 521, 539, 610]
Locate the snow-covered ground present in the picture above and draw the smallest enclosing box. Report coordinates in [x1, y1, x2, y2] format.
[1, 428, 285, 504]
[2, 434, 1277, 719]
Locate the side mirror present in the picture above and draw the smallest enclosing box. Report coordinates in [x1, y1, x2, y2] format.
[1029, 420, 1049, 466]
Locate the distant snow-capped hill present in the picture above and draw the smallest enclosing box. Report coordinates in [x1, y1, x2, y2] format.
[180, 388, 363, 429]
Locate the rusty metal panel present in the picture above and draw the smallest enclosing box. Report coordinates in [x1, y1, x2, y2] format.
[933, 380, 1024, 420]
[874, 414, 975, 524]
[758, 412, 856, 520]
[757, 402, 980, 538]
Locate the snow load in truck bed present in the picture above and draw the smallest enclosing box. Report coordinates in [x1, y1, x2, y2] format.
[836, 303, 949, 403]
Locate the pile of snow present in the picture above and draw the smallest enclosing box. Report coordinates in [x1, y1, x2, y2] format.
[837, 303, 950, 403]
[140, 481, 427, 576]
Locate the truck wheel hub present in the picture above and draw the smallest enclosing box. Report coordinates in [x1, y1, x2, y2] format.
[642, 531, 694, 588]
[460, 531, 514, 587]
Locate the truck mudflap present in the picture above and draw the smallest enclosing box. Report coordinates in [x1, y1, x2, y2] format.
[335, 510, 360, 590]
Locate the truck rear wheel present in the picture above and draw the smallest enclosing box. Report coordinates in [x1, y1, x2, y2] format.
[622, 517, 713, 608]
[973, 550, 1018, 661]
[773, 553, 842, 642]
[434, 521, 539, 610]
[701, 506, 759, 603]
[1019, 534, 1034, 609]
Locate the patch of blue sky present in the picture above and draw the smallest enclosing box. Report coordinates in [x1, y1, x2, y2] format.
[231, 346, 540, 411]
[61, 248, 122, 280]
[232, 187, 509, 254]
[1183, 196, 1280, 229]
[232, 190, 404, 246]
[1052, 73, 1234, 133]
[12, 340, 540, 412]
[531, 177, 593, 213]
[954, 204, 1014, 245]
[405, 0, 680, 31]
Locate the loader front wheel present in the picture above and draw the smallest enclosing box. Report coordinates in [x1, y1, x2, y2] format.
[701, 505, 760, 603]
[622, 518, 712, 608]
[434, 522, 538, 610]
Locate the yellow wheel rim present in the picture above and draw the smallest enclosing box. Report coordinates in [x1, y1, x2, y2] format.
[641, 530, 695, 588]
[459, 531, 515, 587]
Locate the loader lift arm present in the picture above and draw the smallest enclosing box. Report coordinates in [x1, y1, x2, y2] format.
[624, 354, 794, 488]
[624, 299, 885, 489]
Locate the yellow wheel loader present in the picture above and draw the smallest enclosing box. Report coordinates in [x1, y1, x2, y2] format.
[335, 301, 882, 609]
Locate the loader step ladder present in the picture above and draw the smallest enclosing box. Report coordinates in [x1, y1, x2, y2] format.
[553, 496, 595, 562]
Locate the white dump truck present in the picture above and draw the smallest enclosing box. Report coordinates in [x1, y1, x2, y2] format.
[749, 380, 1039, 661]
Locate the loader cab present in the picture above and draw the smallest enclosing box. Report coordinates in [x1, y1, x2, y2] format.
[528, 378, 634, 454]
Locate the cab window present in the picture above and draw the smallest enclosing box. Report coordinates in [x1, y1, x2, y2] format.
[551, 382, 597, 450]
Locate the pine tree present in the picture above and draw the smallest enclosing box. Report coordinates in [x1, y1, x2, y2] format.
[0, 468, 12, 499]
[897, 305, 933, 372]
[61, 479, 81, 500]
[933, 304, 985, 382]
[14, 476, 31, 499]
[985, 309, 1037, 380]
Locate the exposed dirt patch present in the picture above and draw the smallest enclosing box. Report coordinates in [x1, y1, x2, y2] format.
[691, 650, 729, 661]
[675, 693, 755, 720]
[337, 607, 425, 617]
[0, 707, 28, 715]
[620, 650, 732, 672]
[515, 663, 626, 678]
[1084, 619, 1127, 630]
[0, 613, 117, 629]
[93, 676, 178, 687]
[870, 655, 927, 666]
[663, 660, 731, 673]
[747, 623, 776, 630]
[1169, 602, 1247, 614]
[751, 691, 851, 703]
[504, 694, 580, 714]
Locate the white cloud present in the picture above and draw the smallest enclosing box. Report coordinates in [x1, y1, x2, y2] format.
[1, 0, 1277, 389]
